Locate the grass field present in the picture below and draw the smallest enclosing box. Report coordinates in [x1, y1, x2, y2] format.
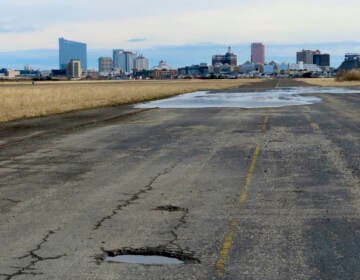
[0, 79, 258, 123]
[298, 78, 360, 87]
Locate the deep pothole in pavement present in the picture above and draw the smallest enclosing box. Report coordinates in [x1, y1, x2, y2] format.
[100, 247, 200, 265]
[97, 205, 199, 265]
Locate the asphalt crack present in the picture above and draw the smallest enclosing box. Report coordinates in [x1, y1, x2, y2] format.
[0, 230, 65, 280]
[167, 207, 189, 251]
[152, 205, 190, 251]
[1, 198, 21, 204]
[93, 163, 179, 230]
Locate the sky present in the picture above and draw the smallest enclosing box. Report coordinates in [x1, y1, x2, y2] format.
[0, 0, 360, 69]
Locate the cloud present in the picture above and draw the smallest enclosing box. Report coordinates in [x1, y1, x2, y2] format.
[0, 0, 359, 51]
[0, 26, 36, 34]
[128, 38, 147, 43]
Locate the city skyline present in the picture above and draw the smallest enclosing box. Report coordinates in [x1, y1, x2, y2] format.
[0, 41, 355, 70]
[0, 0, 359, 52]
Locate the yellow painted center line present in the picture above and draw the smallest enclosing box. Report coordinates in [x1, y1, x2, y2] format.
[304, 114, 321, 133]
[262, 115, 269, 133]
[237, 145, 260, 208]
[215, 115, 268, 277]
[215, 144, 261, 277]
[216, 220, 238, 274]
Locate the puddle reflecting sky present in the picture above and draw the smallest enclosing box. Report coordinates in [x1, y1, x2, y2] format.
[135, 87, 359, 109]
[105, 255, 184, 265]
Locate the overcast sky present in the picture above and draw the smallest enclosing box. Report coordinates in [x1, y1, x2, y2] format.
[1, 0, 360, 51]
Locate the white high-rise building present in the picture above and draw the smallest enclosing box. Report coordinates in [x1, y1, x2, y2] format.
[113, 49, 136, 73]
[134, 54, 149, 71]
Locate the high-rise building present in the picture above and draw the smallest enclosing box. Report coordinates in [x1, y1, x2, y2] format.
[134, 54, 149, 71]
[59, 37, 87, 70]
[251, 43, 265, 64]
[212, 47, 237, 67]
[66, 59, 82, 79]
[113, 49, 137, 73]
[296, 49, 320, 64]
[313, 54, 330, 67]
[112, 49, 124, 70]
[98, 57, 113, 73]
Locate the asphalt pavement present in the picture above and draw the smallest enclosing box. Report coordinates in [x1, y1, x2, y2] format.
[0, 79, 359, 279]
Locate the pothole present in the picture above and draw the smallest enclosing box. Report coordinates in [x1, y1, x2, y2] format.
[101, 247, 200, 265]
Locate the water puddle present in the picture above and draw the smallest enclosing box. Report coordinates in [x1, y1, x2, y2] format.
[105, 255, 184, 265]
[102, 247, 200, 265]
[135, 87, 359, 109]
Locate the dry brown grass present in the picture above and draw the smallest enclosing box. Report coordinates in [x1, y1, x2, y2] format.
[296, 78, 360, 87]
[336, 69, 360, 82]
[0, 79, 258, 123]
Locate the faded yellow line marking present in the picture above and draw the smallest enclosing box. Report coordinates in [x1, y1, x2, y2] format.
[216, 144, 261, 277]
[215, 220, 238, 274]
[304, 114, 321, 133]
[309, 122, 321, 132]
[262, 115, 269, 132]
[237, 145, 260, 208]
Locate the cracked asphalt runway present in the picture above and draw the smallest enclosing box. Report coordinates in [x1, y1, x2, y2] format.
[0, 79, 359, 279]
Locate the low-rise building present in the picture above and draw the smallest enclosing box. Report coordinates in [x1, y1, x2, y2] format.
[240, 61, 256, 74]
[278, 63, 289, 72]
[150, 69, 178, 80]
[178, 63, 211, 78]
[0, 69, 21, 79]
[263, 64, 275, 75]
[51, 69, 67, 78]
[289, 62, 322, 72]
